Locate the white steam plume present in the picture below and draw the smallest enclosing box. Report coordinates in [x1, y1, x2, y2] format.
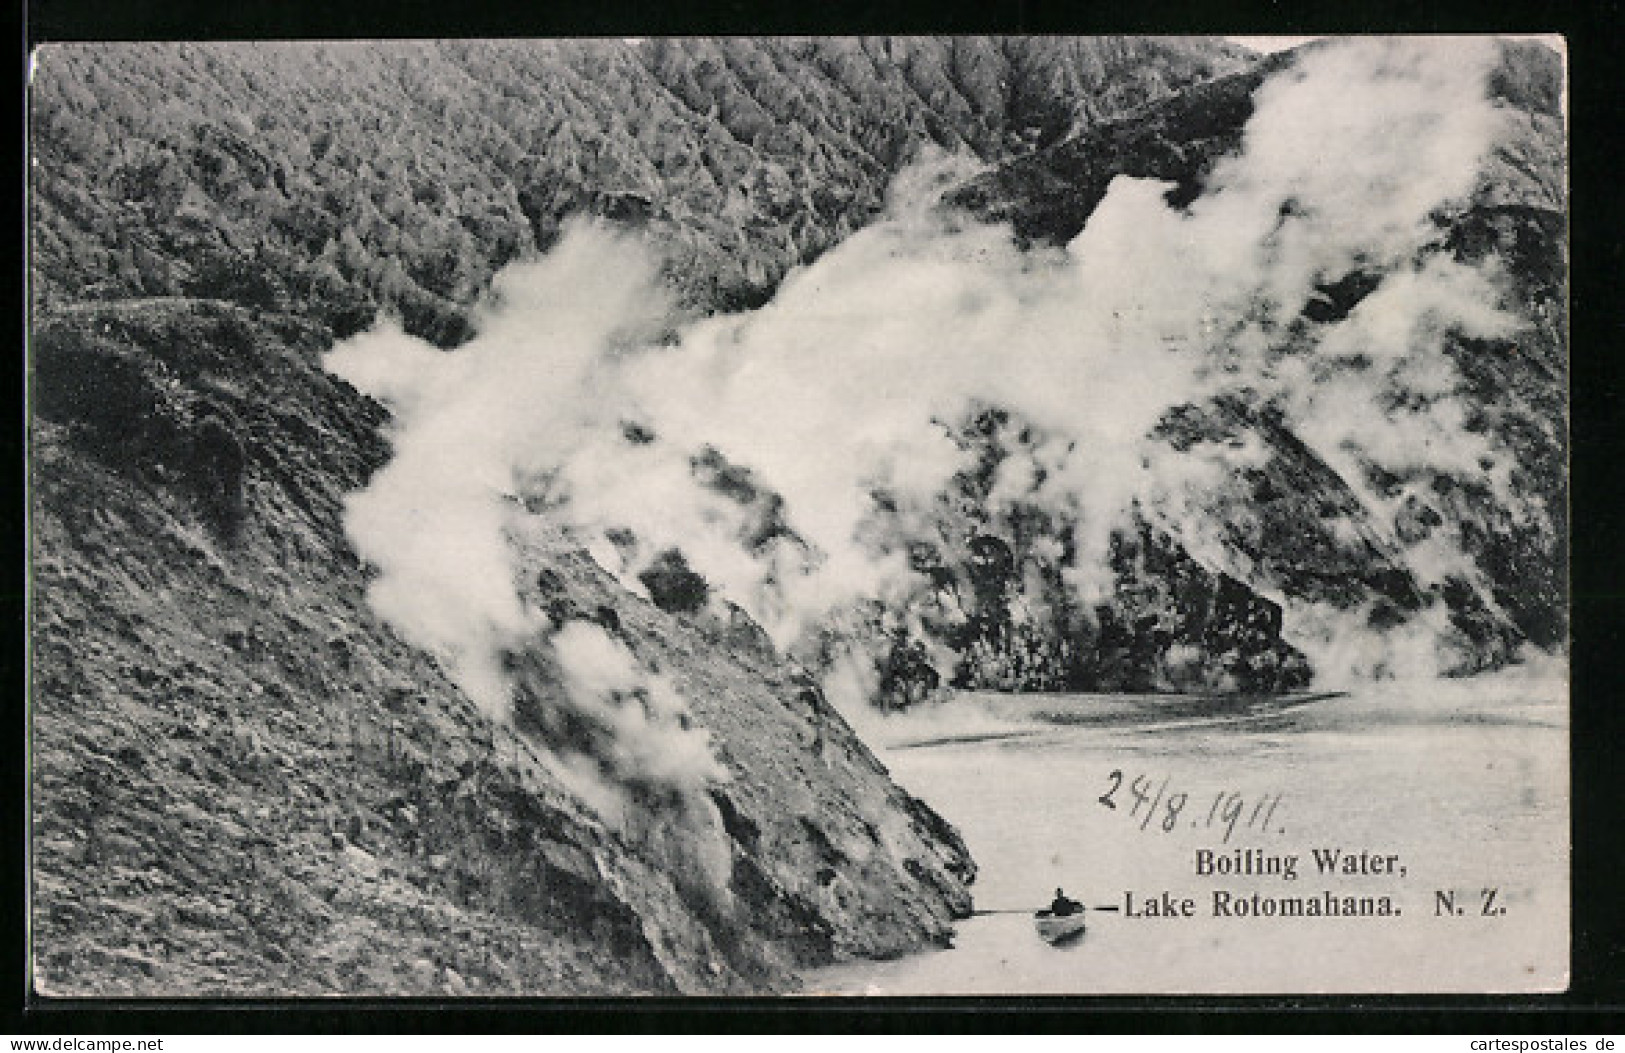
[327, 226, 675, 713]
[330, 37, 1540, 713]
[549, 619, 729, 795]
[539, 618, 733, 900]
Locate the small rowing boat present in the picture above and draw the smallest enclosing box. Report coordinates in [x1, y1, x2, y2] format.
[1033, 909, 1087, 945]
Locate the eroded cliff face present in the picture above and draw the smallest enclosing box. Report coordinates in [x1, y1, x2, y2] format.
[30, 299, 973, 995]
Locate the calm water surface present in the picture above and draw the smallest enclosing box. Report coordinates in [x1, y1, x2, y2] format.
[810, 671, 1567, 994]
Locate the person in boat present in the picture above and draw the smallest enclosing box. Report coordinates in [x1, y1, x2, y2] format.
[1049, 888, 1084, 917]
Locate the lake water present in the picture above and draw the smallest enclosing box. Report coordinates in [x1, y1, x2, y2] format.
[809, 669, 1568, 994]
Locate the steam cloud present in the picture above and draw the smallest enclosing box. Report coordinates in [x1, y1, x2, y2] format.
[329, 37, 1543, 721]
[548, 619, 729, 795]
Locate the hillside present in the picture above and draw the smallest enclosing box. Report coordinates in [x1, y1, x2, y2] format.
[29, 37, 1253, 337]
[28, 36, 1255, 996]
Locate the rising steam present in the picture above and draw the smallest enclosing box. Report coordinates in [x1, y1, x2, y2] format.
[329, 37, 1545, 723]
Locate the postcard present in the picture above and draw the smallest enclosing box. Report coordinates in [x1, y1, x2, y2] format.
[27, 34, 1567, 996]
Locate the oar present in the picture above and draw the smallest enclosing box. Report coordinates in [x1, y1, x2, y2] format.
[969, 901, 1118, 917]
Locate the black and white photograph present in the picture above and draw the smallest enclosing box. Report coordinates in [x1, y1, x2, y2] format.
[26, 34, 1569, 997]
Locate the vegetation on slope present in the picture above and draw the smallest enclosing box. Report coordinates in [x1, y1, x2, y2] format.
[30, 35, 1259, 996]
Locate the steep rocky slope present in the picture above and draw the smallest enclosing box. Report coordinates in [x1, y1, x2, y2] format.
[30, 298, 972, 995]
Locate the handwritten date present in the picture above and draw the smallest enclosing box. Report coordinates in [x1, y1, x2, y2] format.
[1098, 769, 1285, 843]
